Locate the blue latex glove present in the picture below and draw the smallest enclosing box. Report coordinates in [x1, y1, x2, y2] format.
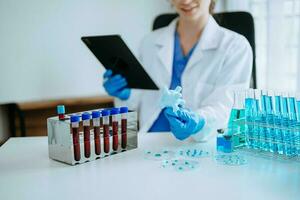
[160, 86, 185, 112]
[103, 70, 131, 100]
[164, 107, 205, 140]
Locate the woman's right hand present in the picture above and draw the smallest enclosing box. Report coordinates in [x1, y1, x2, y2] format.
[103, 69, 131, 100]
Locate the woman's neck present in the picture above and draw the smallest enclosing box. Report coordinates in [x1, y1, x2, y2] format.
[176, 14, 210, 55]
[177, 14, 210, 42]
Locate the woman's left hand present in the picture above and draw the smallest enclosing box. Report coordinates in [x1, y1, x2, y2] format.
[164, 107, 205, 140]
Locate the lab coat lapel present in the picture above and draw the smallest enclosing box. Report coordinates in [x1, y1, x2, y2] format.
[155, 19, 177, 77]
[185, 16, 223, 71]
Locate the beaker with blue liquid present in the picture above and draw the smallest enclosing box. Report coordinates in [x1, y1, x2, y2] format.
[227, 90, 246, 148]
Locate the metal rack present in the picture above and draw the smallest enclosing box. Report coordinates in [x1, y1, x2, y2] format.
[230, 118, 300, 162]
[47, 109, 138, 165]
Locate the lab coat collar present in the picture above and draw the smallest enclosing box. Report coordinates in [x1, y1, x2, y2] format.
[154, 19, 177, 77]
[197, 15, 222, 50]
[155, 15, 223, 76]
[154, 15, 222, 48]
[186, 15, 223, 71]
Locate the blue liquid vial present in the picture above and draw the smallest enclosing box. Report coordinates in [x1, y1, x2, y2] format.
[288, 94, 297, 156]
[274, 93, 284, 155]
[265, 91, 277, 153]
[245, 89, 255, 148]
[295, 94, 300, 156]
[282, 93, 292, 156]
[260, 90, 271, 151]
[252, 89, 262, 149]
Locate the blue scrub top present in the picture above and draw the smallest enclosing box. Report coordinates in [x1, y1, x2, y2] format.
[149, 31, 198, 132]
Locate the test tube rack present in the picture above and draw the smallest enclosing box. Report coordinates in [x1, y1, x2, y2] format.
[231, 118, 300, 162]
[47, 109, 138, 165]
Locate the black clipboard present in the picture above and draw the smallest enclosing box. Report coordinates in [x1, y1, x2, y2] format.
[81, 35, 158, 90]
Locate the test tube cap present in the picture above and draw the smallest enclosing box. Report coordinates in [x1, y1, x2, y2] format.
[110, 107, 120, 115]
[101, 109, 110, 116]
[57, 105, 65, 114]
[70, 115, 80, 123]
[120, 107, 129, 113]
[92, 110, 101, 118]
[81, 112, 91, 120]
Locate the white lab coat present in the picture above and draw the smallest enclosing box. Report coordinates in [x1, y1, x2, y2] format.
[116, 16, 253, 141]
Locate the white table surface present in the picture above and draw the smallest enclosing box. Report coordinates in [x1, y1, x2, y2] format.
[0, 133, 299, 200]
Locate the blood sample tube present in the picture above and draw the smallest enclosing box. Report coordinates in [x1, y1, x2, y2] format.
[120, 107, 128, 149]
[57, 105, 65, 120]
[111, 108, 120, 151]
[92, 110, 101, 156]
[102, 110, 110, 154]
[82, 112, 91, 158]
[70, 115, 81, 161]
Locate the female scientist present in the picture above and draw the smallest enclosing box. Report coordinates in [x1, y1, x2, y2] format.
[103, 0, 253, 141]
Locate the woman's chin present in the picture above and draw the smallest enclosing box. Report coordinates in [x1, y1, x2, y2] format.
[179, 11, 203, 21]
[180, 7, 197, 16]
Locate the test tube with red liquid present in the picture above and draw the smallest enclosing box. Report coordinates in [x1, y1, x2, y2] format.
[110, 108, 120, 151]
[57, 105, 65, 120]
[71, 115, 81, 161]
[101, 110, 110, 154]
[82, 112, 91, 158]
[92, 110, 101, 156]
[120, 107, 128, 149]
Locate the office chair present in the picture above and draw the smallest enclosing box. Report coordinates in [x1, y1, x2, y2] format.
[153, 12, 257, 89]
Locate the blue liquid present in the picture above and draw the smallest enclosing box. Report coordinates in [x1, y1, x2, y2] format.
[227, 108, 245, 147]
[228, 108, 245, 128]
[288, 97, 297, 155]
[260, 95, 270, 151]
[282, 97, 292, 156]
[296, 100, 300, 156]
[252, 99, 261, 149]
[245, 98, 254, 148]
[228, 109, 245, 128]
[274, 96, 284, 154]
[244, 93, 300, 156]
[265, 96, 277, 152]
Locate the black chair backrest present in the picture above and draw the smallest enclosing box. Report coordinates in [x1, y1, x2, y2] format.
[153, 12, 257, 89]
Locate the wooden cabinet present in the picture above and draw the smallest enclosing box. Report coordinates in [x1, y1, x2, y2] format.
[9, 96, 114, 137]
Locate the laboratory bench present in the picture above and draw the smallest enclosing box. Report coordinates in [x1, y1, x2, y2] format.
[0, 133, 299, 200]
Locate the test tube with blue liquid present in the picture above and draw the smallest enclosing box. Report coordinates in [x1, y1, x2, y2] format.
[252, 89, 261, 149]
[288, 93, 297, 155]
[245, 89, 255, 148]
[281, 92, 292, 156]
[295, 93, 300, 155]
[265, 91, 277, 153]
[260, 90, 271, 151]
[274, 92, 284, 154]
